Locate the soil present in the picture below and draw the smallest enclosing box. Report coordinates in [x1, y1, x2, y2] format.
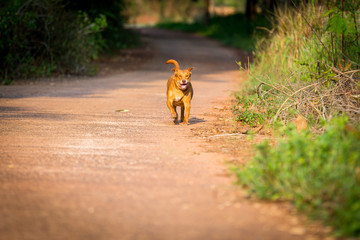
[0, 28, 332, 240]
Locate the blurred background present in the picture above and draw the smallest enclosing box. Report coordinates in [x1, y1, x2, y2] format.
[0, 0, 276, 82]
[125, 0, 247, 25]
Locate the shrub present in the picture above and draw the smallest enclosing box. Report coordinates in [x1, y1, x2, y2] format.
[65, 0, 140, 50]
[232, 116, 360, 237]
[0, 0, 107, 82]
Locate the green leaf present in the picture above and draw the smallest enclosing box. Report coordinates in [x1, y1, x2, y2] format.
[322, 9, 335, 17]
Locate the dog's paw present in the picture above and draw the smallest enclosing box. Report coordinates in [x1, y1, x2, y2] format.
[179, 121, 189, 125]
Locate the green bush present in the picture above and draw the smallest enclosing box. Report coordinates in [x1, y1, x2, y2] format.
[0, 0, 141, 82]
[65, 0, 140, 50]
[232, 116, 360, 237]
[0, 0, 107, 82]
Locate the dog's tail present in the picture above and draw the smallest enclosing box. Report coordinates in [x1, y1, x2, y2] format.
[165, 59, 180, 72]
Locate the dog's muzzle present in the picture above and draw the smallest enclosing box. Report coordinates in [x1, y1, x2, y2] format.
[180, 79, 188, 90]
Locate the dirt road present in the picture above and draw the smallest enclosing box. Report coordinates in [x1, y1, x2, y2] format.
[0, 28, 323, 240]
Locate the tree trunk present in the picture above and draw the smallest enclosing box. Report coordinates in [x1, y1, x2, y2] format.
[204, 0, 210, 25]
[245, 0, 257, 20]
[264, 0, 276, 12]
[160, 0, 165, 22]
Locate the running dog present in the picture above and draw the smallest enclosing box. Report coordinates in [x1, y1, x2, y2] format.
[165, 59, 194, 125]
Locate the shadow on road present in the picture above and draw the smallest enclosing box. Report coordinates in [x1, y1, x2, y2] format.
[189, 117, 206, 125]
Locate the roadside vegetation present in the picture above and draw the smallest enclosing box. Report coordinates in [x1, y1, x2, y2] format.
[235, 2, 360, 126]
[0, 0, 139, 84]
[233, 116, 360, 237]
[231, 1, 360, 238]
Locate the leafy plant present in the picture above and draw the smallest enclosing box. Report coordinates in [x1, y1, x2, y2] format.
[323, 0, 360, 66]
[232, 116, 360, 237]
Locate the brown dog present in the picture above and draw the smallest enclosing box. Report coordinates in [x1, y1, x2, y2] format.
[166, 59, 194, 125]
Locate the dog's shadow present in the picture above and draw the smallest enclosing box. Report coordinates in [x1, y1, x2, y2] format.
[175, 117, 205, 125]
[189, 117, 205, 125]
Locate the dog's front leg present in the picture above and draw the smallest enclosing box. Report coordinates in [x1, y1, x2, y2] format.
[167, 99, 178, 122]
[182, 102, 191, 125]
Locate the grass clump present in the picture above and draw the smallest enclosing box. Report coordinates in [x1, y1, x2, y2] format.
[232, 116, 360, 237]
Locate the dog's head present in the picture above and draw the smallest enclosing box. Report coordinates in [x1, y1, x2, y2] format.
[172, 67, 193, 91]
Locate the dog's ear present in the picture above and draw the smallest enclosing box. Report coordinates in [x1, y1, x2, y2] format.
[171, 68, 175, 71]
[187, 67, 194, 72]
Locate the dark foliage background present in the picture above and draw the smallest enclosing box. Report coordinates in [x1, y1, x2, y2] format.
[0, 0, 138, 83]
[65, 0, 139, 50]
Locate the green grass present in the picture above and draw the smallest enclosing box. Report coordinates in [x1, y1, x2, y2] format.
[231, 116, 360, 237]
[157, 13, 270, 52]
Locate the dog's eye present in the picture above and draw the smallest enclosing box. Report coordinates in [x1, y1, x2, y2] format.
[175, 73, 179, 77]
